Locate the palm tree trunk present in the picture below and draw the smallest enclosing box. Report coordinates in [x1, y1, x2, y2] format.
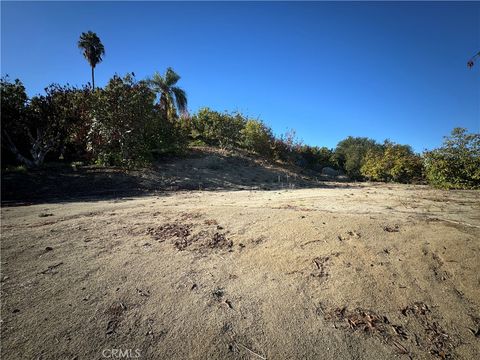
[91, 66, 95, 89]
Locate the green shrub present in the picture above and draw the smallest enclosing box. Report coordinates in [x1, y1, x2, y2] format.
[190, 108, 246, 148]
[361, 141, 423, 183]
[4, 164, 28, 173]
[296, 145, 335, 170]
[1, 77, 88, 168]
[2, 73, 190, 168]
[62, 87, 97, 162]
[146, 114, 189, 156]
[88, 74, 156, 166]
[273, 129, 302, 163]
[333, 136, 381, 180]
[1, 77, 29, 167]
[424, 128, 480, 189]
[241, 119, 274, 157]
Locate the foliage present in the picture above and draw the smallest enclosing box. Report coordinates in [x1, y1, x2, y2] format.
[190, 108, 246, 148]
[4, 164, 28, 173]
[297, 145, 335, 170]
[146, 114, 190, 157]
[273, 129, 303, 163]
[333, 136, 381, 180]
[149, 68, 187, 120]
[4, 73, 477, 191]
[423, 128, 480, 189]
[62, 87, 97, 162]
[1, 77, 28, 138]
[86, 73, 189, 166]
[361, 141, 423, 183]
[87, 73, 157, 166]
[1, 77, 87, 167]
[2, 71, 190, 168]
[241, 119, 274, 157]
[1, 77, 29, 165]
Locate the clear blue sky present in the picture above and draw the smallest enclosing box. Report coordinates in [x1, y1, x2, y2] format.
[2, 1, 479, 152]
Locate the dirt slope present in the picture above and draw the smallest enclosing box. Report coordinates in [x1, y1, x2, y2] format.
[1, 147, 335, 205]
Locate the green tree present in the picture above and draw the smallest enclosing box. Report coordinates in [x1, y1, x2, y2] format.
[333, 136, 381, 180]
[149, 68, 187, 120]
[297, 145, 335, 170]
[361, 141, 423, 183]
[273, 129, 303, 163]
[241, 119, 274, 157]
[78, 31, 105, 89]
[89, 74, 157, 165]
[424, 128, 480, 189]
[1, 78, 86, 167]
[190, 108, 246, 148]
[1, 77, 30, 166]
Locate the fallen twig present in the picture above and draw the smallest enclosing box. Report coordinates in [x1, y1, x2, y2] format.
[236, 342, 267, 360]
[434, 217, 480, 229]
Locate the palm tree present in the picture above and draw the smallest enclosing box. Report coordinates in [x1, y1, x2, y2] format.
[77, 31, 105, 89]
[149, 68, 187, 119]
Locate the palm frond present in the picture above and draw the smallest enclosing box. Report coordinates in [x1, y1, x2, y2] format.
[151, 72, 165, 85]
[165, 67, 180, 86]
[171, 86, 187, 114]
[150, 72, 168, 95]
[77, 31, 105, 68]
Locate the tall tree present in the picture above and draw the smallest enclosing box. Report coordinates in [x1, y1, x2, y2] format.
[149, 68, 187, 119]
[1, 78, 85, 168]
[77, 31, 105, 89]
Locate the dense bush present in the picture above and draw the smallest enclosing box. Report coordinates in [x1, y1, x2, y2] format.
[272, 129, 302, 163]
[1, 77, 89, 168]
[190, 108, 246, 148]
[89, 73, 189, 166]
[333, 136, 381, 180]
[241, 119, 274, 157]
[424, 128, 480, 189]
[296, 145, 335, 170]
[1, 74, 188, 168]
[1, 77, 29, 166]
[88, 74, 156, 165]
[361, 141, 423, 183]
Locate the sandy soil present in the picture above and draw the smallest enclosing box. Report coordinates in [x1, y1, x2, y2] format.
[1, 183, 479, 359]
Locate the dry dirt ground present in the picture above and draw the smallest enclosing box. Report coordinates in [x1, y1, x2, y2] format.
[1, 183, 480, 359]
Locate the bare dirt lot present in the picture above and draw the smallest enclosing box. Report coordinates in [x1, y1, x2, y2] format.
[1, 183, 480, 359]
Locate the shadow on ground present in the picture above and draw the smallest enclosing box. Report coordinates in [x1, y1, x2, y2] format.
[1, 147, 353, 206]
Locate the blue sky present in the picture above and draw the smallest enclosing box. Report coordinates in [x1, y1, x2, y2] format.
[2, 1, 479, 152]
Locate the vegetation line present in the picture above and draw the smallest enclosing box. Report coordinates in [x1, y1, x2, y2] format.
[1, 31, 478, 190]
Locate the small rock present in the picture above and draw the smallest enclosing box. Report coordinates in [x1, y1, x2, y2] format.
[39, 213, 54, 218]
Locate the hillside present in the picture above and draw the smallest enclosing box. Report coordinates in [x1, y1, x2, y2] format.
[1, 147, 344, 205]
